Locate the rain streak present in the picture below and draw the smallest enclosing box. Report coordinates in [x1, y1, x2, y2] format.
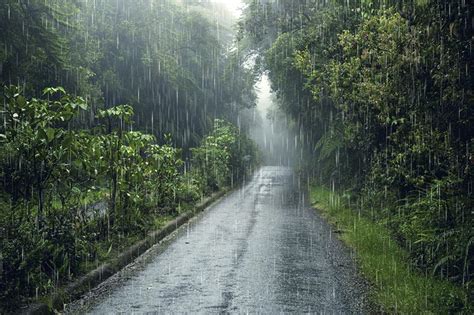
[0, 0, 472, 314]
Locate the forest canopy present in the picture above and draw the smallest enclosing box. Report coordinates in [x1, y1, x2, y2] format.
[1, 0, 256, 147]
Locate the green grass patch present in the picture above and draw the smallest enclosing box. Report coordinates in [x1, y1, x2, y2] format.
[310, 185, 471, 314]
[153, 215, 175, 230]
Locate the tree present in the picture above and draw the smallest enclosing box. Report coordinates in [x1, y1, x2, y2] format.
[240, 0, 474, 298]
[0, 1, 79, 93]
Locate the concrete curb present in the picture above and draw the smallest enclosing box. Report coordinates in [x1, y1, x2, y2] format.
[21, 188, 230, 315]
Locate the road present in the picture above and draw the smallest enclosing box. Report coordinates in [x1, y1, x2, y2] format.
[67, 167, 369, 314]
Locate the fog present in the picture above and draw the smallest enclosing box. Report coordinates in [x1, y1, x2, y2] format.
[1, 0, 472, 313]
[250, 74, 299, 167]
[212, 0, 244, 17]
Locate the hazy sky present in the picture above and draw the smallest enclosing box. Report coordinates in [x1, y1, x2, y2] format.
[213, 0, 244, 17]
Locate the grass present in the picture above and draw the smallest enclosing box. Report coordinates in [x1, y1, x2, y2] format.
[153, 214, 175, 230]
[310, 185, 471, 314]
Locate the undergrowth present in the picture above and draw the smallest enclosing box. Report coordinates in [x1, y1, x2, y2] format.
[310, 185, 472, 314]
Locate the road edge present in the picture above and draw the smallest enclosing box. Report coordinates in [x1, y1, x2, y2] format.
[21, 188, 232, 315]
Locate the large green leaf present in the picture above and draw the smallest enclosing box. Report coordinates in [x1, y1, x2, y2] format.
[45, 128, 55, 142]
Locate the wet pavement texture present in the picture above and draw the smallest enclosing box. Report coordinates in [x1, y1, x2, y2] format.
[67, 167, 369, 314]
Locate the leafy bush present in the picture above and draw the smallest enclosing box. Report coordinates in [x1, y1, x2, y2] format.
[0, 87, 259, 310]
[191, 119, 258, 193]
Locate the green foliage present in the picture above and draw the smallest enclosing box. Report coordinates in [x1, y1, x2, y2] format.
[0, 86, 87, 215]
[310, 185, 471, 313]
[0, 1, 79, 92]
[0, 0, 259, 310]
[191, 119, 258, 193]
[146, 141, 184, 210]
[1, 0, 255, 147]
[242, 0, 474, 309]
[0, 87, 258, 310]
[72, 0, 256, 147]
[0, 85, 89, 307]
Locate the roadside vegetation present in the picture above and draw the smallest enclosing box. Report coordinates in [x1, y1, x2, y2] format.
[311, 185, 471, 313]
[0, 0, 259, 311]
[240, 0, 473, 312]
[0, 87, 258, 310]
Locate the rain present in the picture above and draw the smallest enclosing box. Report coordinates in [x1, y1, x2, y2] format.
[0, 0, 472, 313]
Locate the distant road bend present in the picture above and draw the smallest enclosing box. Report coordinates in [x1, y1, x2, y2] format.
[68, 166, 369, 313]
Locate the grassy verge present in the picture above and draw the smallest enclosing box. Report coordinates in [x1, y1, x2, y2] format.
[310, 185, 471, 314]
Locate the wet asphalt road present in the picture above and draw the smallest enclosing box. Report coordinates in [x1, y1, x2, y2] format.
[68, 166, 369, 314]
